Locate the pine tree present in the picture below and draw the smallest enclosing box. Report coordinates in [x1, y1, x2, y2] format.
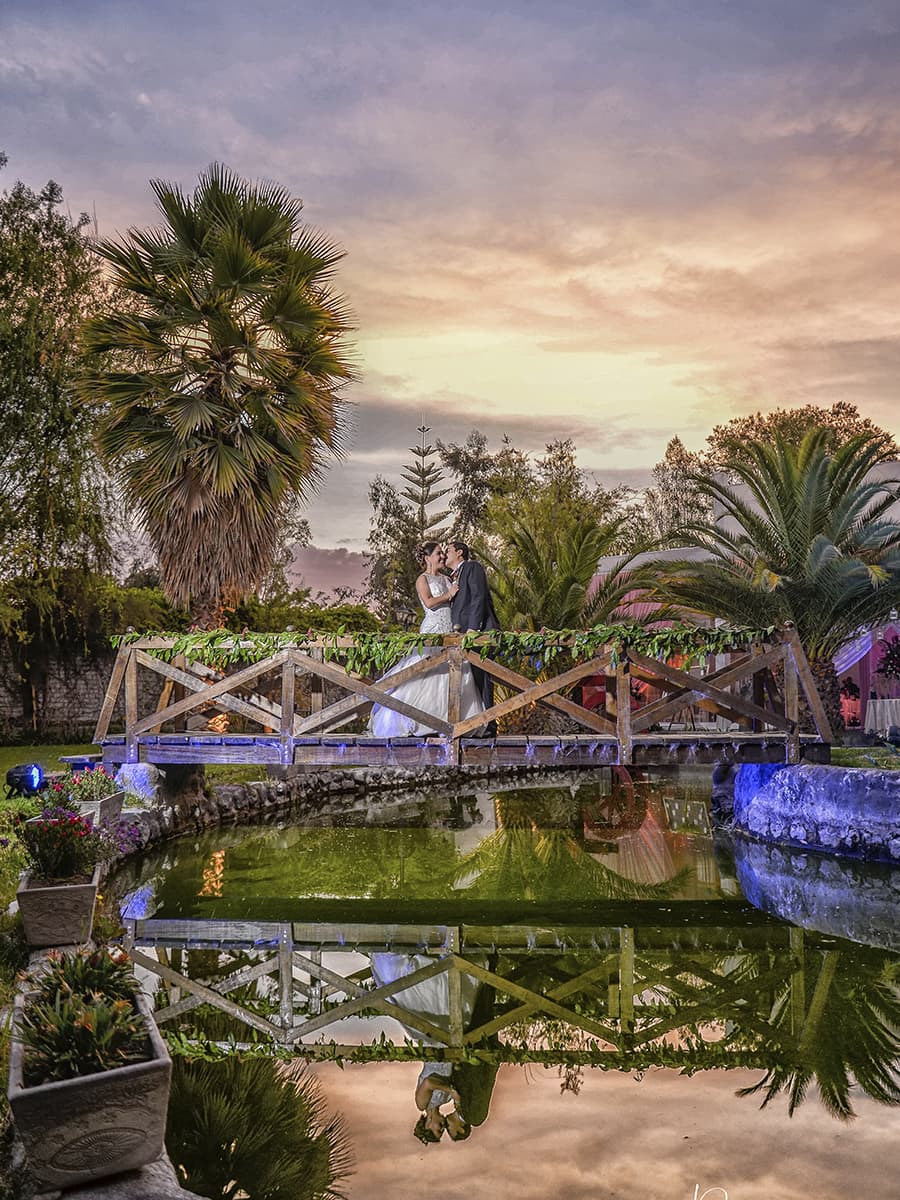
[399, 425, 452, 540]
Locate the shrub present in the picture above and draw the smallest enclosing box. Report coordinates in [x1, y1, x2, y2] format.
[50, 765, 121, 806]
[14, 806, 114, 880]
[18, 949, 149, 1085]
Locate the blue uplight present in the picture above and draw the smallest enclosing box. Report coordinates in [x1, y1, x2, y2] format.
[5, 763, 44, 796]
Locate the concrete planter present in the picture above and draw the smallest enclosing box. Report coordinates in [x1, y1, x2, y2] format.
[76, 788, 125, 827]
[16, 863, 101, 948]
[7, 988, 172, 1189]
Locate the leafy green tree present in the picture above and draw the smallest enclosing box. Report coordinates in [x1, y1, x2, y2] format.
[80, 163, 353, 629]
[481, 438, 647, 554]
[706, 402, 897, 471]
[0, 157, 115, 711]
[0, 160, 112, 583]
[167, 1057, 352, 1200]
[654, 429, 900, 730]
[643, 436, 711, 547]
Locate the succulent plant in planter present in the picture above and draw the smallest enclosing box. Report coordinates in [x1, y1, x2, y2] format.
[13, 807, 117, 947]
[50, 765, 125, 826]
[7, 948, 172, 1189]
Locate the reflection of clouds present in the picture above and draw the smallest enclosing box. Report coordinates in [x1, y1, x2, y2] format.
[313, 1061, 900, 1199]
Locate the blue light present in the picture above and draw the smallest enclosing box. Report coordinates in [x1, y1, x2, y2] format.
[5, 762, 45, 796]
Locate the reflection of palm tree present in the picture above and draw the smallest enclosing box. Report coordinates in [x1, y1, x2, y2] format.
[453, 789, 687, 901]
[738, 945, 900, 1120]
[166, 1057, 352, 1199]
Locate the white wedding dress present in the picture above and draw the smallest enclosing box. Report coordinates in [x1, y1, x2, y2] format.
[368, 574, 484, 736]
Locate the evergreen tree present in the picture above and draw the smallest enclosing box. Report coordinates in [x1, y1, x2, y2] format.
[366, 425, 451, 622]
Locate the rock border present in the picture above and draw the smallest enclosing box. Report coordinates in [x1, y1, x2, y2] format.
[720, 763, 900, 864]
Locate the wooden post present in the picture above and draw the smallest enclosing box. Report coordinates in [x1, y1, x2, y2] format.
[280, 660, 295, 766]
[784, 643, 800, 763]
[789, 927, 805, 1037]
[447, 928, 464, 1048]
[309, 648, 324, 718]
[172, 654, 187, 732]
[616, 661, 633, 765]
[751, 645, 766, 732]
[279, 924, 294, 1032]
[93, 644, 129, 743]
[619, 927, 634, 1040]
[125, 650, 139, 764]
[448, 645, 462, 764]
[784, 625, 834, 745]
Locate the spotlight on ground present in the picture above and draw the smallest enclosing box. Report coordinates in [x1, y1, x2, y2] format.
[5, 763, 45, 799]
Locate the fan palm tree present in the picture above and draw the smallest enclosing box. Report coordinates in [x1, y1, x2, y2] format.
[166, 1056, 353, 1200]
[651, 429, 900, 729]
[80, 164, 353, 627]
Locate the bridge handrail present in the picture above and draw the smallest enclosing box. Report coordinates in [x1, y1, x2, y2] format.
[96, 623, 832, 758]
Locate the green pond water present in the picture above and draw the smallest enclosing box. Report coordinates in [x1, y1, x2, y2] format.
[110, 769, 900, 1200]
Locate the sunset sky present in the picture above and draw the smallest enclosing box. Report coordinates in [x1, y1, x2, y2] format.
[4, 0, 900, 555]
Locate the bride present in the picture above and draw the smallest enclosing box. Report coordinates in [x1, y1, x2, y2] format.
[369, 542, 485, 736]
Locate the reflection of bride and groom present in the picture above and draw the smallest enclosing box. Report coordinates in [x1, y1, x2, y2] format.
[369, 539, 500, 739]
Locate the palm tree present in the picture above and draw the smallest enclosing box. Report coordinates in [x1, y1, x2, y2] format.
[166, 1056, 353, 1200]
[80, 164, 353, 627]
[652, 429, 900, 730]
[479, 512, 664, 732]
[483, 512, 645, 632]
[737, 944, 900, 1121]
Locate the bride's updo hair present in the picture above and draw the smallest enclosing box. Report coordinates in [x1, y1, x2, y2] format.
[417, 540, 441, 565]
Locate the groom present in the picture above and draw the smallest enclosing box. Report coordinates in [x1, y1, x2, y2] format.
[444, 540, 499, 736]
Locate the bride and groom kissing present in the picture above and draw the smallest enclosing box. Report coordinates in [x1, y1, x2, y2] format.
[369, 539, 499, 738]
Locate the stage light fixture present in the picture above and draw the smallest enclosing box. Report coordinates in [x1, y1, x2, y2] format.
[5, 763, 44, 798]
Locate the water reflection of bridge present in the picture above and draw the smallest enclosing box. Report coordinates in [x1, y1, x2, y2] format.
[127, 912, 818, 1071]
[96, 627, 832, 770]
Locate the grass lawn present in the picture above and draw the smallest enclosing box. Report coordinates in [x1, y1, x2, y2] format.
[0, 742, 97, 782]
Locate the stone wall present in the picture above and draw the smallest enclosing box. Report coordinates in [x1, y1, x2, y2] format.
[729, 762, 900, 863]
[0, 652, 120, 742]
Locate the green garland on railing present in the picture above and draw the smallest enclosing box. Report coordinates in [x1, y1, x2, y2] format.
[162, 1029, 777, 1072]
[112, 621, 776, 676]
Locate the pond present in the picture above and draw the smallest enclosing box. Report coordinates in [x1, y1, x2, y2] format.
[111, 768, 900, 1200]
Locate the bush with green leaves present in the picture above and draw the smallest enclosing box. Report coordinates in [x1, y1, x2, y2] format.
[50, 765, 121, 806]
[14, 806, 114, 880]
[32, 948, 137, 1004]
[20, 992, 148, 1086]
[18, 949, 148, 1086]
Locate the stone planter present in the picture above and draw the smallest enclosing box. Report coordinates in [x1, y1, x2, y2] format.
[7, 989, 172, 1189]
[76, 788, 125, 827]
[16, 863, 102, 948]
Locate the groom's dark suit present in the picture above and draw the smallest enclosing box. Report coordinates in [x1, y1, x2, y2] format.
[451, 559, 500, 726]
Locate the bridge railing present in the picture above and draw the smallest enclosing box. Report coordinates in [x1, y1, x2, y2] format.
[93, 625, 831, 766]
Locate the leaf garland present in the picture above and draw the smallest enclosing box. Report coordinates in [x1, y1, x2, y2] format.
[113, 621, 776, 677]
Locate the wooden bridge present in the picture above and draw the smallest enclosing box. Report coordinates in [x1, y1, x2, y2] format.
[95, 626, 832, 771]
[124, 913, 819, 1071]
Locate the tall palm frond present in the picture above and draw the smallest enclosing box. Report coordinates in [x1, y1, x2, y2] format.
[736, 945, 900, 1121]
[481, 513, 657, 631]
[657, 430, 900, 659]
[79, 163, 354, 625]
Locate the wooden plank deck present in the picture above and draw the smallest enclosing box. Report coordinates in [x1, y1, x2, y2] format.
[99, 730, 830, 768]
